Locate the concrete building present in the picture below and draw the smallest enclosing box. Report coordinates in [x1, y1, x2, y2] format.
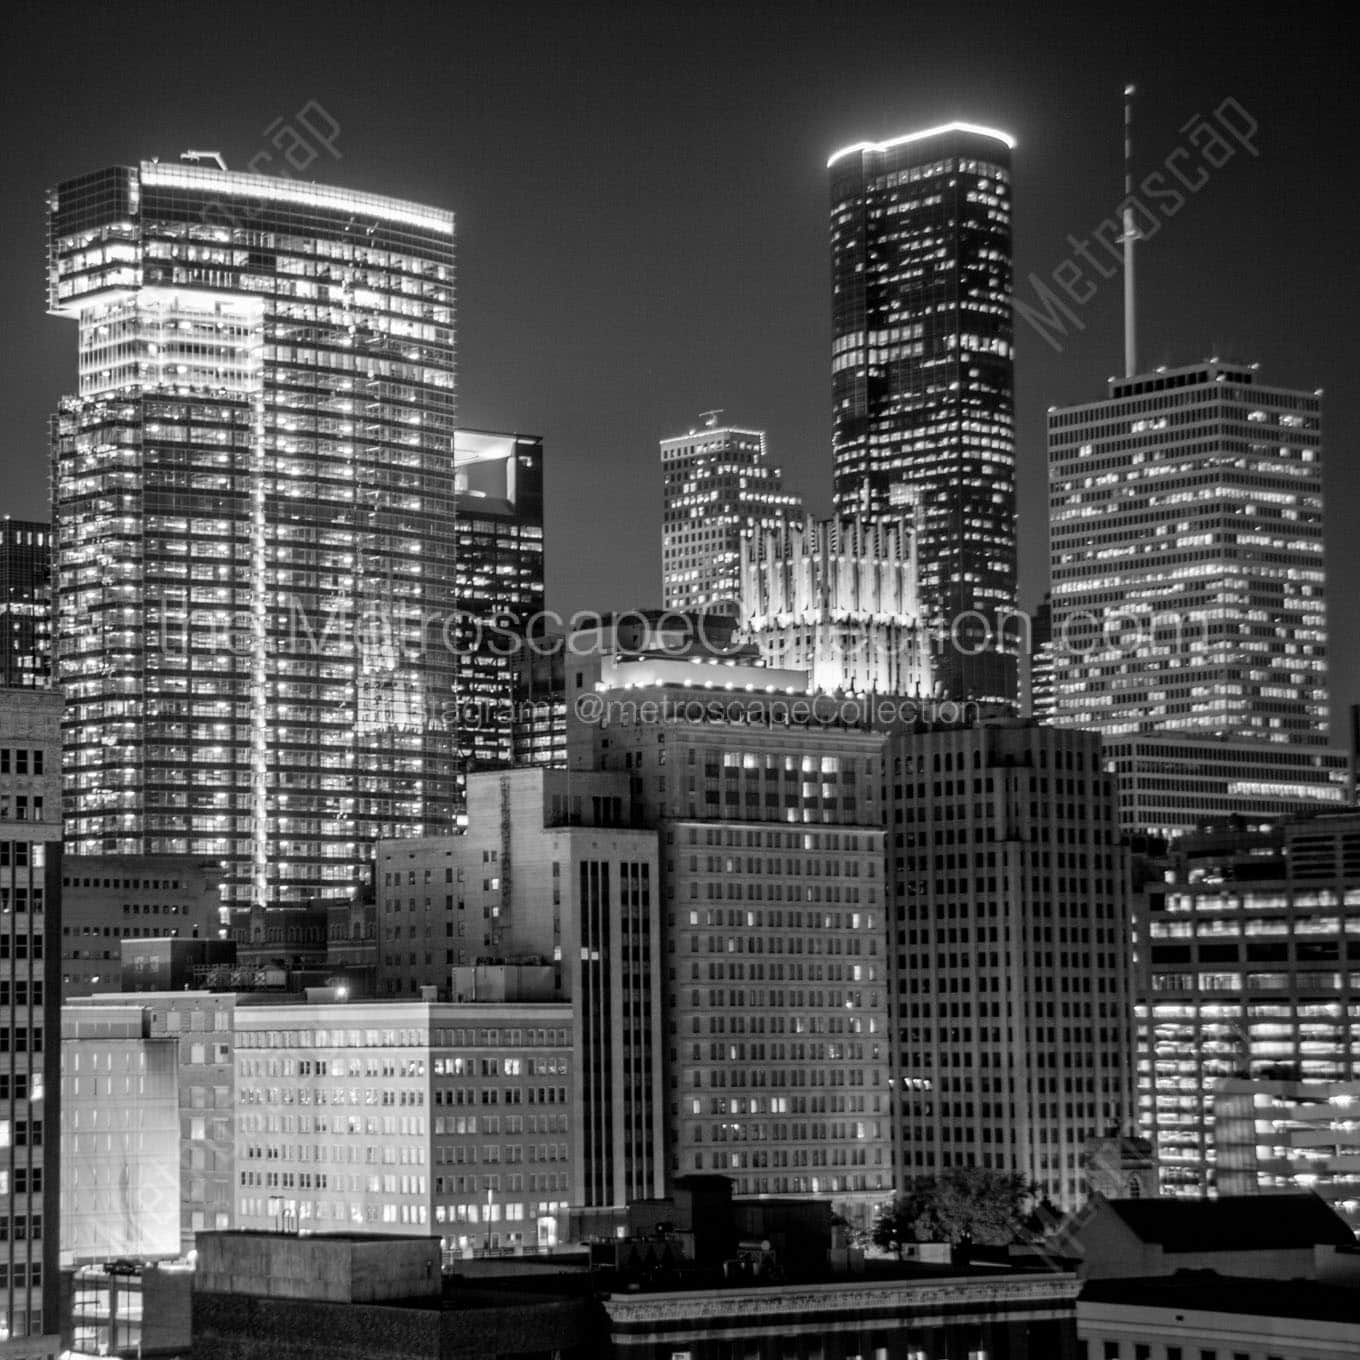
[830, 124, 1017, 702]
[1214, 1078, 1360, 1231]
[661, 416, 803, 618]
[0, 687, 62, 1360]
[569, 649, 895, 1224]
[740, 512, 931, 696]
[1048, 359, 1350, 834]
[59, 854, 223, 998]
[1135, 812, 1360, 1198]
[49, 158, 459, 905]
[886, 720, 1133, 1211]
[231, 1000, 575, 1255]
[376, 767, 666, 1212]
[59, 1004, 179, 1265]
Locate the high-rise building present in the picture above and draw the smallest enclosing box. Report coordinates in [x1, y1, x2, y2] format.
[884, 720, 1132, 1211]
[0, 688, 62, 1359]
[1049, 360, 1350, 833]
[0, 522, 51, 692]
[740, 512, 931, 696]
[830, 124, 1017, 701]
[453, 429, 545, 777]
[661, 415, 803, 617]
[1134, 812, 1360, 1199]
[567, 649, 895, 1227]
[375, 767, 666, 1212]
[48, 158, 459, 906]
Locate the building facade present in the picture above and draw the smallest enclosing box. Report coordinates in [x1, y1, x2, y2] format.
[886, 721, 1133, 1211]
[740, 512, 931, 696]
[231, 1000, 575, 1255]
[59, 1004, 180, 1265]
[0, 688, 61, 1360]
[661, 416, 803, 618]
[0, 523, 50, 693]
[569, 652, 895, 1223]
[1049, 360, 1349, 833]
[453, 429, 545, 779]
[830, 124, 1017, 701]
[1134, 812, 1360, 1199]
[376, 768, 666, 1211]
[59, 854, 223, 998]
[48, 158, 459, 905]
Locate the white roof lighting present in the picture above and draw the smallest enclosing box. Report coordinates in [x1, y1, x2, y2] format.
[827, 122, 1016, 168]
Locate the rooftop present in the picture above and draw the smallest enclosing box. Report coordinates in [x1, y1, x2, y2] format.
[1101, 1193, 1355, 1253]
[1082, 1271, 1360, 1326]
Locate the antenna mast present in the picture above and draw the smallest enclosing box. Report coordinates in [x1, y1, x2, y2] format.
[1122, 85, 1137, 377]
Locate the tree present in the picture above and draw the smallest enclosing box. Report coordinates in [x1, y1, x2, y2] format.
[871, 1168, 1035, 1256]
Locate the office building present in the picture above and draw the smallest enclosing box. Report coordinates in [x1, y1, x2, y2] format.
[231, 999, 575, 1254]
[1214, 1078, 1360, 1232]
[453, 429, 545, 777]
[48, 157, 459, 905]
[376, 767, 666, 1211]
[1134, 812, 1360, 1199]
[1049, 360, 1350, 833]
[1023, 591, 1056, 723]
[59, 1004, 180, 1265]
[569, 649, 895, 1224]
[0, 523, 50, 692]
[0, 688, 62, 1360]
[661, 415, 803, 617]
[740, 512, 931, 695]
[59, 854, 223, 998]
[830, 124, 1017, 701]
[886, 721, 1133, 1211]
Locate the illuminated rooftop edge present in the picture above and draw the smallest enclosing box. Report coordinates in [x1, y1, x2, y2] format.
[827, 122, 1017, 168]
[139, 161, 455, 235]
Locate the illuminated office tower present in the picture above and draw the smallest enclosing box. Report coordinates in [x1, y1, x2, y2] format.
[0, 521, 51, 691]
[1049, 361, 1349, 833]
[48, 158, 459, 905]
[1135, 812, 1360, 1199]
[661, 415, 803, 617]
[1, 688, 62, 1359]
[453, 430, 544, 774]
[830, 125, 1017, 701]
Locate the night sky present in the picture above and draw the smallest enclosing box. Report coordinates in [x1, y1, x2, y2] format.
[3, 0, 1355, 741]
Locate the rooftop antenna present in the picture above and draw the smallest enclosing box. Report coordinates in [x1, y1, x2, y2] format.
[1122, 85, 1137, 377]
[181, 149, 229, 171]
[699, 409, 724, 429]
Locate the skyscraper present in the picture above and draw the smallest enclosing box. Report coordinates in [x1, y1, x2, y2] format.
[453, 429, 545, 776]
[830, 124, 1017, 701]
[1048, 360, 1350, 833]
[0, 521, 51, 691]
[48, 158, 459, 906]
[661, 415, 803, 617]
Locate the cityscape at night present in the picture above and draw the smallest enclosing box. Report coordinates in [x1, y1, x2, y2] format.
[2, 1, 1358, 1358]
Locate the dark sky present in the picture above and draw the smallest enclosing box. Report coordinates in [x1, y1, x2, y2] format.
[3, 0, 1356, 741]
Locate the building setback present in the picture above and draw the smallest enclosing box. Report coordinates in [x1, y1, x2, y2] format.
[48, 158, 459, 905]
[830, 124, 1017, 702]
[885, 721, 1133, 1211]
[1135, 811, 1360, 1199]
[661, 417, 803, 618]
[0, 688, 62, 1360]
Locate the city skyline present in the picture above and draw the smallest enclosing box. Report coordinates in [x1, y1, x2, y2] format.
[2, 0, 1357, 739]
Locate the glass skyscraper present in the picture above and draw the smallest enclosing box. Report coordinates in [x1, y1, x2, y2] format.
[830, 124, 1017, 701]
[48, 159, 459, 906]
[0, 522, 51, 691]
